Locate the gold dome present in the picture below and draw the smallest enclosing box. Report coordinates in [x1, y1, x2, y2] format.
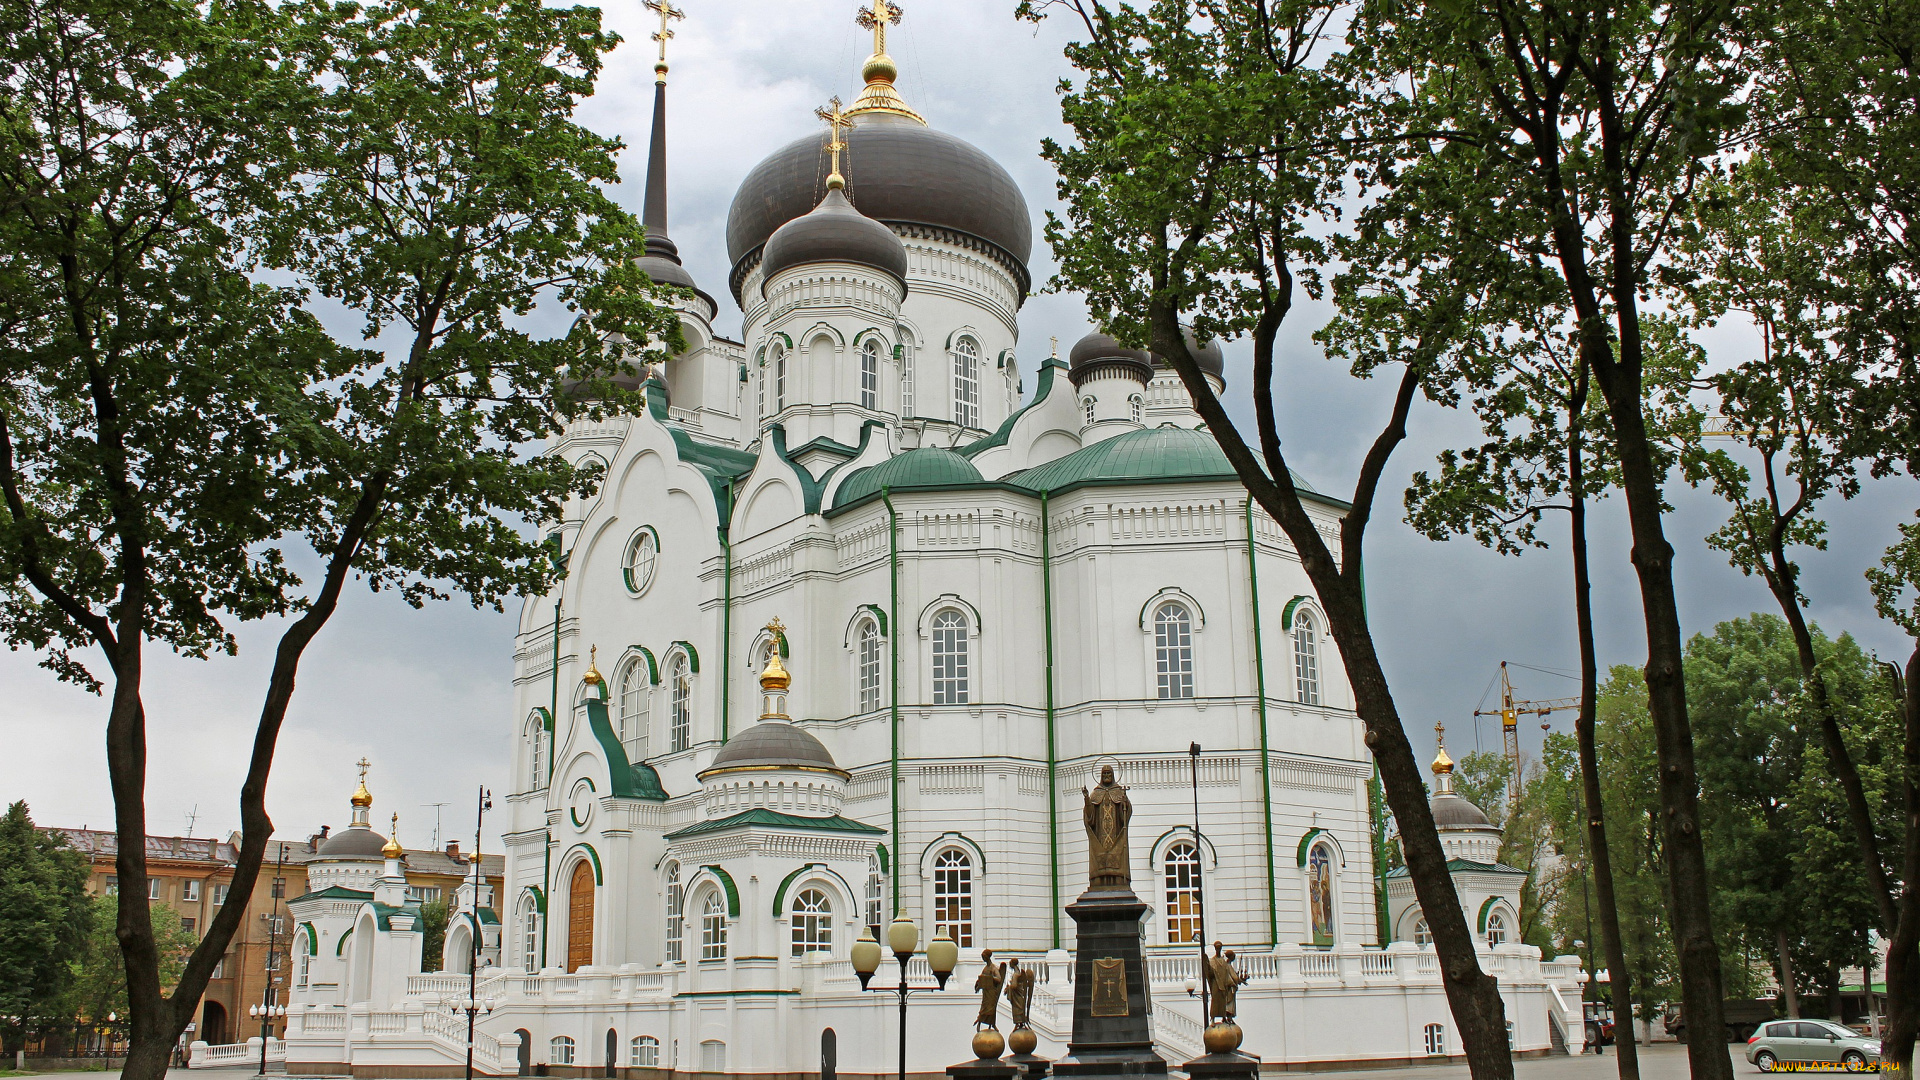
[382, 814, 403, 858]
[1432, 745, 1454, 775]
[583, 645, 603, 686]
[350, 780, 373, 809]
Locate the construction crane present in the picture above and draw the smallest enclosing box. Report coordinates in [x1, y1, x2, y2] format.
[1472, 661, 1581, 811]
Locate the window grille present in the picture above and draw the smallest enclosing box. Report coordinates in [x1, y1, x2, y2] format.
[1294, 611, 1321, 705]
[790, 889, 832, 955]
[1154, 603, 1194, 699]
[858, 620, 883, 713]
[952, 338, 980, 428]
[1164, 842, 1201, 944]
[931, 610, 970, 705]
[932, 850, 973, 947]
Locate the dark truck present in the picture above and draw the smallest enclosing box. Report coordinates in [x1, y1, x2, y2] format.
[1664, 1000, 1780, 1043]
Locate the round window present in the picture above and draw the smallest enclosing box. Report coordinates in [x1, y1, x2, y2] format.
[624, 528, 659, 595]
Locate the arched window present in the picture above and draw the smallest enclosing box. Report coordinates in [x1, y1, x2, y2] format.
[295, 932, 311, 989]
[1083, 397, 1096, 425]
[1129, 394, 1143, 424]
[1485, 909, 1509, 947]
[550, 1037, 576, 1066]
[623, 528, 659, 595]
[518, 894, 540, 973]
[525, 713, 547, 791]
[772, 341, 788, 412]
[1293, 610, 1321, 706]
[1413, 916, 1432, 947]
[699, 892, 727, 960]
[1153, 602, 1194, 700]
[630, 1036, 660, 1068]
[933, 850, 973, 947]
[857, 619, 883, 714]
[618, 660, 650, 761]
[861, 339, 881, 410]
[756, 355, 767, 420]
[1424, 1024, 1446, 1056]
[865, 855, 885, 937]
[669, 654, 691, 753]
[901, 339, 915, 415]
[791, 889, 833, 955]
[930, 609, 970, 705]
[952, 337, 980, 428]
[1307, 842, 1335, 945]
[1164, 842, 1202, 944]
[664, 863, 683, 963]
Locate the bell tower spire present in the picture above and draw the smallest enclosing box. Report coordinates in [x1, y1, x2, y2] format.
[641, 0, 685, 261]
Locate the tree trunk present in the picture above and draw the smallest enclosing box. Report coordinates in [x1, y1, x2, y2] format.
[1777, 927, 1801, 1019]
[1880, 645, 1920, 1080]
[1569, 373, 1640, 1080]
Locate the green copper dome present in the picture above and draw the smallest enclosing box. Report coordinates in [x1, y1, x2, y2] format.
[833, 447, 985, 508]
[1008, 426, 1321, 495]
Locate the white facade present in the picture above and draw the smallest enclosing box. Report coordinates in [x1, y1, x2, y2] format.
[281, 33, 1584, 1078]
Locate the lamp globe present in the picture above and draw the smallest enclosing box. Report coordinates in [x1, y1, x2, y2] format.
[887, 912, 919, 958]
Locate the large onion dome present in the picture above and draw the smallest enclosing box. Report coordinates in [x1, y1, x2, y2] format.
[760, 187, 908, 294]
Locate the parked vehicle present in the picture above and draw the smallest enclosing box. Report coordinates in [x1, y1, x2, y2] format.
[1747, 1019, 1881, 1072]
[1585, 1001, 1617, 1047]
[1667, 999, 1781, 1043]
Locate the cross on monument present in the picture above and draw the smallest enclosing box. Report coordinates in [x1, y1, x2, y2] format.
[644, 0, 683, 70]
[814, 97, 856, 187]
[855, 0, 904, 57]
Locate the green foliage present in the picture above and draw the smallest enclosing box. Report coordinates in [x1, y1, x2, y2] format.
[63, 896, 197, 1028]
[418, 899, 448, 973]
[0, 803, 92, 1050]
[1452, 751, 1509, 829]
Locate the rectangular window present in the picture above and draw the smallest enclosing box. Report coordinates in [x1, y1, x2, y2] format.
[901, 348, 914, 415]
[858, 626, 882, 713]
[271, 877, 284, 900]
[214, 884, 230, 905]
[106, 877, 119, 895]
[148, 879, 162, 900]
[860, 342, 880, 410]
[180, 917, 196, 935]
[931, 612, 970, 706]
[952, 348, 979, 429]
[407, 886, 442, 903]
[266, 949, 282, 971]
[182, 880, 201, 902]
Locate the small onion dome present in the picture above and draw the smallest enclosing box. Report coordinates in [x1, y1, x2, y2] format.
[760, 187, 908, 295]
[1432, 744, 1454, 775]
[381, 834, 404, 859]
[1068, 331, 1153, 384]
[761, 646, 791, 692]
[697, 723, 848, 781]
[1153, 325, 1227, 382]
[583, 646, 604, 689]
[350, 779, 373, 809]
[317, 824, 390, 859]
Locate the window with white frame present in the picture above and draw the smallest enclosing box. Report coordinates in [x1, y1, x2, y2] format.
[1413, 916, 1432, 946]
[756, 357, 767, 420]
[901, 341, 915, 415]
[148, 879, 161, 900]
[952, 336, 980, 428]
[790, 889, 832, 955]
[182, 879, 200, 902]
[214, 884, 229, 905]
[1293, 610, 1321, 705]
[624, 528, 659, 595]
[550, 1036, 575, 1065]
[857, 619, 883, 713]
[1423, 1024, 1446, 1056]
[519, 894, 540, 973]
[700, 892, 727, 960]
[1129, 394, 1144, 424]
[664, 863, 684, 963]
[772, 341, 787, 412]
[630, 1036, 660, 1067]
[526, 712, 547, 790]
[669, 654, 692, 752]
[1083, 397, 1096, 425]
[296, 936, 310, 988]
[932, 849, 973, 947]
[1164, 841, 1202, 944]
[700, 1042, 727, 1072]
[619, 659, 650, 761]
[1153, 602, 1194, 700]
[861, 339, 881, 410]
[1485, 909, 1508, 947]
[865, 855, 885, 937]
[931, 609, 970, 705]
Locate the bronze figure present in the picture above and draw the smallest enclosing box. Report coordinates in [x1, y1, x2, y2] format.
[1204, 942, 1247, 1022]
[974, 949, 1006, 1029]
[1082, 765, 1133, 889]
[1006, 957, 1035, 1028]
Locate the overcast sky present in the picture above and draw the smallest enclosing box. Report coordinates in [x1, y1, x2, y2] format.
[2, 1, 1913, 853]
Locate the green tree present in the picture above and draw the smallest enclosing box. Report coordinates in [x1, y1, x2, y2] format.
[418, 899, 448, 974]
[0, 0, 675, 1075]
[63, 896, 197, 1030]
[0, 803, 91, 1052]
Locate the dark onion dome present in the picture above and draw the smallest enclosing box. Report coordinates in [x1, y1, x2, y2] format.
[317, 824, 390, 859]
[1170, 325, 1227, 381]
[760, 186, 908, 295]
[1431, 792, 1494, 829]
[1068, 331, 1153, 384]
[832, 447, 985, 509]
[698, 721, 847, 780]
[726, 112, 1032, 303]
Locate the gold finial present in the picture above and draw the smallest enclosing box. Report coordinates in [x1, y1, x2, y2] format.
[815, 97, 856, 190]
[644, 0, 683, 82]
[383, 813, 404, 859]
[1432, 721, 1454, 775]
[760, 617, 791, 692]
[849, 1, 924, 123]
[584, 644, 603, 686]
[351, 757, 373, 808]
[1050, 335, 1059, 359]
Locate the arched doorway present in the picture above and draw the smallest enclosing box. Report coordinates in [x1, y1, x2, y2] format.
[567, 860, 594, 972]
[515, 1029, 532, 1076]
[605, 1028, 618, 1077]
[201, 1000, 228, 1045]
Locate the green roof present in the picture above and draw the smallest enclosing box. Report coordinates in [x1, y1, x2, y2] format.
[289, 885, 374, 903]
[832, 447, 985, 509]
[960, 358, 1065, 459]
[663, 809, 886, 841]
[1008, 425, 1329, 499]
[1385, 858, 1528, 879]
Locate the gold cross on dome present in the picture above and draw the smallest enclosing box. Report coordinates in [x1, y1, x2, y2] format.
[644, 0, 684, 66]
[815, 97, 856, 187]
[856, 0, 904, 57]
[356, 757, 371, 783]
[765, 615, 787, 639]
[1050, 335, 1059, 358]
[390, 812, 398, 835]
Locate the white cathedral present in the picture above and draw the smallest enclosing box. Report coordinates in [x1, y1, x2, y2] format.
[278, 9, 1586, 1076]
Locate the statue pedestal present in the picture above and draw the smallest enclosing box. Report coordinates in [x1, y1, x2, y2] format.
[1006, 1051, 1051, 1080]
[948, 1059, 1020, 1080]
[1050, 889, 1167, 1080]
[1181, 1053, 1260, 1080]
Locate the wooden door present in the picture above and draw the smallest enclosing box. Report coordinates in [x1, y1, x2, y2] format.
[567, 860, 594, 972]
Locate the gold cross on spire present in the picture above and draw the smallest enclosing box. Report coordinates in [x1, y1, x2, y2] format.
[644, 0, 683, 78]
[1050, 335, 1059, 358]
[856, 0, 904, 57]
[357, 758, 371, 783]
[814, 96, 856, 190]
[765, 615, 787, 640]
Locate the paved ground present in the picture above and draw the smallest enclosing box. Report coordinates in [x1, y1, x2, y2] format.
[6, 1043, 1749, 1080]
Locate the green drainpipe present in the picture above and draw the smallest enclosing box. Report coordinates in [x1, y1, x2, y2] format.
[1041, 491, 1060, 949]
[881, 488, 902, 916]
[1246, 499, 1279, 946]
[720, 480, 736, 744]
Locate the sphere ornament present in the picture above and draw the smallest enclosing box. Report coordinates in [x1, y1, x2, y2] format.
[971, 1029, 1006, 1060]
[1008, 1027, 1038, 1056]
[1204, 1021, 1243, 1055]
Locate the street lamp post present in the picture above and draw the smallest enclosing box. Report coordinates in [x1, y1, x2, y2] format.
[258, 843, 290, 1075]
[463, 785, 494, 1080]
[247, 1005, 286, 1070]
[851, 913, 959, 1080]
